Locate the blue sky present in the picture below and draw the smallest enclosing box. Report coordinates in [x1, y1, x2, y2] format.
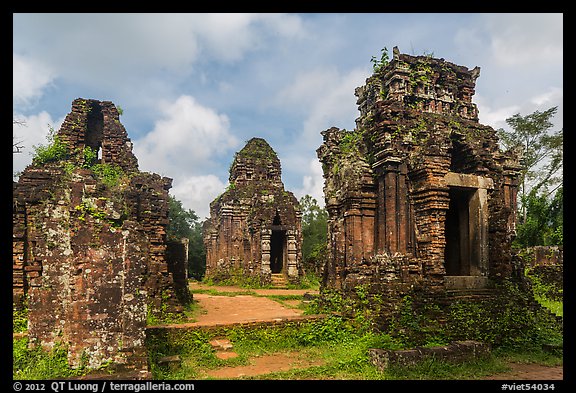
[13, 13, 563, 219]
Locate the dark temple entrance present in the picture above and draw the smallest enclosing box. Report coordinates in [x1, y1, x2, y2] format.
[443, 172, 492, 289]
[270, 211, 286, 274]
[270, 230, 286, 274]
[444, 187, 475, 276]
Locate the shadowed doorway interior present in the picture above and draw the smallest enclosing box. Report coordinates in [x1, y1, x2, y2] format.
[270, 211, 286, 274]
[444, 186, 475, 276]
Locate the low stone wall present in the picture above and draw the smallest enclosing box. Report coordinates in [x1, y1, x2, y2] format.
[525, 246, 563, 267]
[146, 313, 327, 333]
[369, 340, 491, 371]
[524, 246, 563, 301]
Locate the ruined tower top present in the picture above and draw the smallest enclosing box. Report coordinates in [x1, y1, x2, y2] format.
[356, 46, 481, 122]
[229, 137, 282, 187]
[56, 98, 139, 173]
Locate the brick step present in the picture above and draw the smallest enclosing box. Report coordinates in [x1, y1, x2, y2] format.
[271, 273, 288, 288]
[445, 288, 496, 297]
[440, 289, 497, 304]
[209, 337, 239, 360]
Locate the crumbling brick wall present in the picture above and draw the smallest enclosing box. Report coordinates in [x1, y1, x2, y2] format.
[13, 98, 190, 371]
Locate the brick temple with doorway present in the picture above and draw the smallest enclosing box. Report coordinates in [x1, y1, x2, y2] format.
[203, 137, 303, 286]
[317, 47, 521, 317]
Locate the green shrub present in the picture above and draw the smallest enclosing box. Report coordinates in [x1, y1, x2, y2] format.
[32, 126, 69, 165]
[446, 280, 562, 350]
[91, 163, 125, 188]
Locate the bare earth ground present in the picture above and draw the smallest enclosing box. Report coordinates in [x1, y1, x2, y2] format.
[187, 282, 563, 380]
[200, 352, 325, 379]
[189, 293, 305, 326]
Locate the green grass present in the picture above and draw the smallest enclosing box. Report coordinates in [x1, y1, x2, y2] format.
[536, 297, 563, 317]
[525, 266, 563, 317]
[384, 357, 510, 380]
[190, 287, 257, 297]
[13, 338, 87, 380]
[198, 272, 321, 291]
[145, 312, 562, 380]
[14, 273, 563, 380]
[189, 283, 314, 310]
[146, 315, 394, 379]
[148, 276, 564, 380]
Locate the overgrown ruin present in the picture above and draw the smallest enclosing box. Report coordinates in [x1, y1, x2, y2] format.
[13, 98, 191, 373]
[317, 47, 522, 322]
[12, 48, 560, 379]
[203, 137, 303, 285]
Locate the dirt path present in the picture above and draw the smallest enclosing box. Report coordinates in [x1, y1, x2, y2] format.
[190, 293, 306, 326]
[184, 281, 319, 327]
[187, 282, 562, 380]
[200, 352, 325, 379]
[484, 363, 563, 380]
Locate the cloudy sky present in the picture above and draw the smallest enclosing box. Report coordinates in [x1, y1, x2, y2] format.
[13, 13, 563, 219]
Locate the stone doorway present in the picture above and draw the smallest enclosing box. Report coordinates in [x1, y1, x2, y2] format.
[445, 187, 475, 276]
[270, 230, 286, 274]
[443, 172, 493, 289]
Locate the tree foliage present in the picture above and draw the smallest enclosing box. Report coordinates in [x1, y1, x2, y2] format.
[497, 107, 563, 211]
[497, 107, 563, 247]
[515, 187, 563, 248]
[370, 47, 390, 73]
[31, 125, 69, 165]
[167, 195, 206, 279]
[299, 195, 328, 275]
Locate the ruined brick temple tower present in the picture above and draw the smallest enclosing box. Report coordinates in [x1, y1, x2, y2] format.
[203, 137, 302, 285]
[13, 98, 191, 373]
[317, 47, 521, 312]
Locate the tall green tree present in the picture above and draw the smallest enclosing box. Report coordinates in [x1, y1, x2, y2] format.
[299, 195, 328, 275]
[497, 106, 563, 222]
[515, 187, 563, 247]
[167, 195, 206, 279]
[497, 107, 563, 247]
[167, 195, 197, 239]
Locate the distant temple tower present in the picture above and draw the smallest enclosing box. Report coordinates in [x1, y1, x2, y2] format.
[317, 47, 521, 313]
[203, 137, 303, 285]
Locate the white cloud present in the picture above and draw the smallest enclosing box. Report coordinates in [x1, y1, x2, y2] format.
[275, 66, 367, 144]
[13, 111, 63, 177]
[13, 54, 55, 106]
[482, 13, 563, 67]
[13, 13, 307, 91]
[132, 95, 239, 215]
[170, 175, 228, 220]
[530, 86, 563, 107]
[190, 13, 305, 61]
[272, 66, 366, 206]
[294, 158, 325, 207]
[133, 95, 239, 176]
[477, 85, 563, 132]
[14, 14, 199, 79]
[475, 94, 521, 131]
